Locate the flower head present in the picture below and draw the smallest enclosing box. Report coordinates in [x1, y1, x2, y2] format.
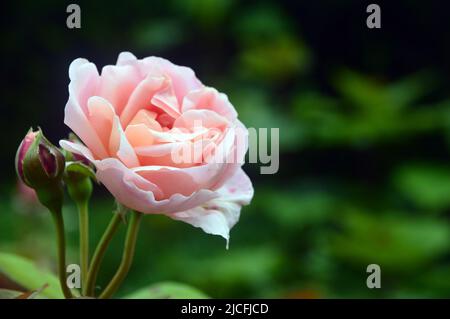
[60, 52, 253, 244]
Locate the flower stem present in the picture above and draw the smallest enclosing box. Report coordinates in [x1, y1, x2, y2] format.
[50, 209, 73, 299]
[77, 200, 89, 290]
[84, 213, 122, 296]
[99, 211, 142, 299]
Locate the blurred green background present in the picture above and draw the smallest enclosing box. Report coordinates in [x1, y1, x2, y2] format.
[1, 0, 450, 298]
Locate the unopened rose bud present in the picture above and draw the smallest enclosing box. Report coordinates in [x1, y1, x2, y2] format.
[15, 128, 65, 212]
[15, 130, 38, 183]
[64, 161, 95, 204]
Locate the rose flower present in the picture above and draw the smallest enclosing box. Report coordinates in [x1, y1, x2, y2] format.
[60, 52, 253, 244]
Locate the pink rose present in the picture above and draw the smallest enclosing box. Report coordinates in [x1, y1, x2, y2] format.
[60, 52, 253, 243]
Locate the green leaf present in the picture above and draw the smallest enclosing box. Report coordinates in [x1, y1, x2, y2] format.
[160, 247, 282, 294]
[230, 88, 303, 150]
[260, 190, 334, 228]
[0, 252, 64, 299]
[333, 70, 389, 112]
[331, 211, 450, 271]
[394, 164, 450, 211]
[124, 282, 209, 299]
[132, 19, 185, 52]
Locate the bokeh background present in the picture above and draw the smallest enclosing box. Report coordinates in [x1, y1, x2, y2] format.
[1, 0, 450, 298]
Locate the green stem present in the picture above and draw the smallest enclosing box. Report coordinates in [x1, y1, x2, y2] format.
[77, 200, 89, 290]
[50, 209, 73, 299]
[99, 212, 142, 299]
[84, 213, 122, 296]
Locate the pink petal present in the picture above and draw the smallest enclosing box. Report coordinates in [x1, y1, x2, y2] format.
[119, 75, 166, 127]
[182, 87, 238, 121]
[173, 109, 230, 130]
[65, 59, 109, 158]
[151, 77, 182, 119]
[59, 140, 96, 162]
[98, 64, 141, 115]
[169, 168, 254, 246]
[141, 56, 204, 104]
[95, 158, 218, 213]
[128, 109, 162, 131]
[60, 140, 218, 213]
[87, 96, 115, 152]
[133, 166, 202, 198]
[116, 52, 138, 66]
[109, 116, 140, 168]
[125, 124, 155, 147]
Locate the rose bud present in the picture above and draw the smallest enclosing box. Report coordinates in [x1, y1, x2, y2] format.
[64, 161, 95, 205]
[15, 130, 37, 184]
[62, 133, 95, 203]
[15, 128, 65, 212]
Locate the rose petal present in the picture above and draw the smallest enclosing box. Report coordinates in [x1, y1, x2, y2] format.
[151, 77, 181, 119]
[87, 96, 115, 151]
[109, 116, 140, 168]
[116, 52, 138, 66]
[173, 109, 230, 132]
[182, 87, 238, 121]
[59, 140, 96, 162]
[119, 75, 166, 127]
[129, 109, 162, 131]
[134, 167, 201, 198]
[98, 64, 141, 115]
[141, 56, 203, 104]
[125, 124, 155, 147]
[169, 168, 253, 247]
[95, 158, 218, 213]
[65, 59, 109, 158]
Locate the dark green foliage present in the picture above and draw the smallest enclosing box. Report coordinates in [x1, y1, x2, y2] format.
[1, 0, 449, 298]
